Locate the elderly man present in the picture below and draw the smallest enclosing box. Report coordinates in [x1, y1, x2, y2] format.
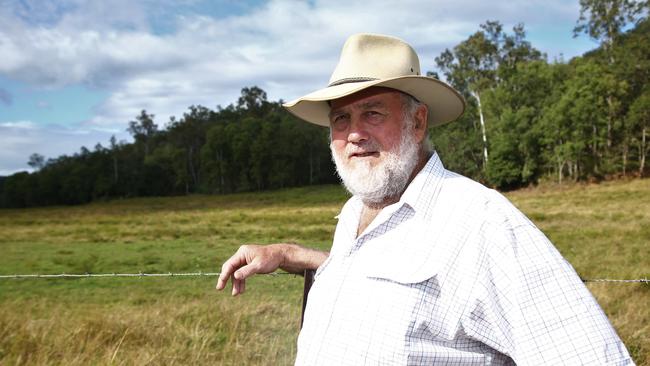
[216, 34, 633, 365]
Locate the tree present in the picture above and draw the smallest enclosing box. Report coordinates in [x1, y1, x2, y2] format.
[611, 16, 650, 175]
[431, 109, 487, 183]
[484, 61, 555, 187]
[574, 0, 648, 153]
[436, 23, 500, 167]
[574, 0, 647, 61]
[435, 21, 543, 180]
[109, 135, 120, 184]
[538, 58, 627, 181]
[627, 88, 650, 176]
[498, 24, 544, 79]
[237, 86, 269, 117]
[27, 153, 46, 171]
[201, 123, 231, 193]
[127, 110, 158, 156]
[167, 106, 211, 193]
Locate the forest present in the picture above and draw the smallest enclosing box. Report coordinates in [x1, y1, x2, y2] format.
[1, 1, 648, 208]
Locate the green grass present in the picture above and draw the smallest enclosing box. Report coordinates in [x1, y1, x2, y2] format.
[0, 181, 648, 365]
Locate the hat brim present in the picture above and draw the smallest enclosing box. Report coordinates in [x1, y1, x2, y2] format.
[283, 75, 466, 127]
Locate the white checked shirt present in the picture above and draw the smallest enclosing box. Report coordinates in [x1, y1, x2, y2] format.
[296, 153, 633, 365]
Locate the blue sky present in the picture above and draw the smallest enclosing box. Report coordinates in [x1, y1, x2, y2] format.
[0, 0, 599, 175]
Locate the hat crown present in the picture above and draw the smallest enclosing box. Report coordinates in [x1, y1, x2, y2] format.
[328, 34, 421, 86]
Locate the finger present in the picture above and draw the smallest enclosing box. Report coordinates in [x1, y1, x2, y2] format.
[216, 253, 247, 290]
[216, 274, 227, 290]
[216, 267, 230, 290]
[216, 269, 234, 290]
[217, 262, 235, 290]
[232, 278, 244, 296]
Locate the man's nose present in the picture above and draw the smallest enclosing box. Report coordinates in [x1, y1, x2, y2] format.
[347, 120, 369, 143]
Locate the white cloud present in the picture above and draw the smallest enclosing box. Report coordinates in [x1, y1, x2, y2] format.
[0, 120, 130, 175]
[36, 101, 51, 109]
[0, 121, 38, 129]
[0, 0, 587, 96]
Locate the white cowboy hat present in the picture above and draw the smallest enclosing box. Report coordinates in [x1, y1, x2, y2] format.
[283, 33, 465, 127]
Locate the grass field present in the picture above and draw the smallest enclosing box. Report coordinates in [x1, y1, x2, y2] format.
[0, 180, 648, 365]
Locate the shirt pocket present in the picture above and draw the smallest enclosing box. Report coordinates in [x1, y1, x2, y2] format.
[360, 238, 444, 285]
[365, 265, 438, 285]
[359, 240, 464, 343]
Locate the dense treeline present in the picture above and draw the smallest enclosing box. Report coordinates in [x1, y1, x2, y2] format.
[1, 0, 648, 208]
[0, 88, 337, 207]
[433, 2, 649, 188]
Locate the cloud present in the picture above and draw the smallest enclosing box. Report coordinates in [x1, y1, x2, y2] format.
[7, 0, 149, 31]
[36, 101, 52, 109]
[0, 120, 130, 175]
[0, 0, 585, 108]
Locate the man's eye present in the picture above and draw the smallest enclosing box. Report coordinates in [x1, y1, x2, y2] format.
[330, 115, 349, 130]
[332, 115, 348, 123]
[364, 111, 384, 121]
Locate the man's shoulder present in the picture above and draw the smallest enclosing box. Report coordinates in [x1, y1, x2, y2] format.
[441, 169, 490, 194]
[436, 168, 530, 226]
[438, 169, 502, 207]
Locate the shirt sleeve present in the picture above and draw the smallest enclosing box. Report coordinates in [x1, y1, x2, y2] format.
[461, 192, 634, 365]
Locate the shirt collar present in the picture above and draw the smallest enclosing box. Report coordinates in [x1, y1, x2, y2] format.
[338, 151, 447, 222]
[398, 151, 447, 219]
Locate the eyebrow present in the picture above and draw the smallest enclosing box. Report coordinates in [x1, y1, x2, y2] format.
[328, 100, 388, 119]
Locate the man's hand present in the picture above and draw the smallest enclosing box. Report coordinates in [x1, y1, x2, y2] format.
[216, 243, 328, 296]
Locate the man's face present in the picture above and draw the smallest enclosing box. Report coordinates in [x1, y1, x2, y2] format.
[329, 87, 407, 166]
[328, 87, 426, 205]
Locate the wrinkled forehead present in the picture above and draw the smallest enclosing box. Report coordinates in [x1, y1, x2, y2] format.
[329, 86, 405, 113]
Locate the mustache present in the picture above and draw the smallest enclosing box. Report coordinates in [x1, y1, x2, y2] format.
[344, 140, 382, 157]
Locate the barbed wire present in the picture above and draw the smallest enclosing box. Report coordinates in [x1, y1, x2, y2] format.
[0, 272, 294, 279]
[0, 272, 647, 283]
[582, 278, 649, 283]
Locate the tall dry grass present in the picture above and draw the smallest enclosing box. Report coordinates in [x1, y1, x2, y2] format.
[0, 287, 301, 365]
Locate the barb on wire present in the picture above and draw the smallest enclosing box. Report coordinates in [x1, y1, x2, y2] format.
[583, 278, 649, 283]
[0, 272, 295, 279]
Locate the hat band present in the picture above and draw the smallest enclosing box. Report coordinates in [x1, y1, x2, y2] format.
[328, 77, 378, 87]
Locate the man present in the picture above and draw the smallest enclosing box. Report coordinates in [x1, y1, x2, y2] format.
[216, 34, 633, 365]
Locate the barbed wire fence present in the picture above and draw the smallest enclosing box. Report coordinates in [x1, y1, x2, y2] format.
[1, 270, 646, 329]
[0, 272, 291, 279]
[0, 272, 647, 283]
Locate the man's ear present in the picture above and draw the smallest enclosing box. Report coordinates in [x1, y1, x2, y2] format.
[414, 104, 428, 143]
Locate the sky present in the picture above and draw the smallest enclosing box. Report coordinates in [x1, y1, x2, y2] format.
[0, 0, 599, 176]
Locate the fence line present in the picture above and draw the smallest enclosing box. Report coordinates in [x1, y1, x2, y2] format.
[0, 272, 647, 283]
[0, 272, 293, 279]
[581, 278, 649, 283]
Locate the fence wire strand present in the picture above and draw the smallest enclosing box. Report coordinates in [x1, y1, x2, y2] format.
[0, 272, 295, 279]
[0, 272, 647, 283]
[581, 278, 649, 283]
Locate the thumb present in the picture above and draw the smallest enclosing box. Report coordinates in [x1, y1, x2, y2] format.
[234, 262, 261, 280]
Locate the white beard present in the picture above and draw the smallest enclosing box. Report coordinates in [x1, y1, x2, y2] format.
[330, 123, 420, 206]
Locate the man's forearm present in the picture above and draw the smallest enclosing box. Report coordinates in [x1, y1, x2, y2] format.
[280, 243, 329, 274]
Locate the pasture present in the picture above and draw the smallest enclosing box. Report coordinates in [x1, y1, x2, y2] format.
[0, 180, 648, 365]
